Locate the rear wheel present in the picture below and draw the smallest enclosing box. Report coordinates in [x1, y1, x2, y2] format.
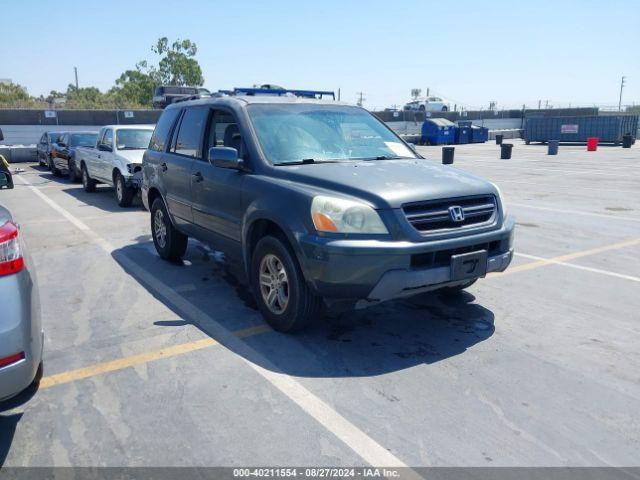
[114, 172, 135, 207]
[81, 164, 97, 192]
[151, 198, 188, 261]
[441, 106, 448, 112]
[251, 235, 322, 332]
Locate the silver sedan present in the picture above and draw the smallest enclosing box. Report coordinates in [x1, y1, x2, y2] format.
[0, 169, 43, 403]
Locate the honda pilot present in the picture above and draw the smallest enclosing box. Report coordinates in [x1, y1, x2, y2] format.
[142, 96, 514, 332]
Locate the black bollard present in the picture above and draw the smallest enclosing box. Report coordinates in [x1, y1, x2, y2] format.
[442, 146, 455, 164]
[548, 140, 559, 155]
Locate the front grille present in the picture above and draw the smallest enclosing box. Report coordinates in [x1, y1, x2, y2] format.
[411, 240, 501, 269]
[403, 195, 497, 233]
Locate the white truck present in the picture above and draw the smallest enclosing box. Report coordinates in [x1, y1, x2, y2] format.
[75, 125, 154, 207]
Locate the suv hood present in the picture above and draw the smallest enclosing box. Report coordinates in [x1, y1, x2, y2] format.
[274, 159, 496, 209]
[115, 150, 145, 164]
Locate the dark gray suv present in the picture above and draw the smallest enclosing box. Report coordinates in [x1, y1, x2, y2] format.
[142, 96, 514, 332]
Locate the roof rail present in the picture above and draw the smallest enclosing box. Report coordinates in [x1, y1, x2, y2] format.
[217, 87, 335, 100]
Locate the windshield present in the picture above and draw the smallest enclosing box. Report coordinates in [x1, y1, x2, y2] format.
[69, 133, 98, 147]
[247, 104, 416, 165]
[115, 129, 153, 150]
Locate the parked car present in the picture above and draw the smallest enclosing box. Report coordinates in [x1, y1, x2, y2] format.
[36, 131, 63, 168]
[404, 96, 450, 112]
[152, 86, 211, 109]
[142, 96, 514, 332]
[0, 181, 44, 403]
[76, 125, 154, 207]
[51, 131, 99, 180]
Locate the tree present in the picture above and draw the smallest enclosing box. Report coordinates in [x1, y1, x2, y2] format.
[151, 37, 204, 86]
[108, 61, 157, 107]
[0, 82, 33, 107]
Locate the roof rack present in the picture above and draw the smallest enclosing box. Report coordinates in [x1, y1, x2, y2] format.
[218, 87, 335, 100]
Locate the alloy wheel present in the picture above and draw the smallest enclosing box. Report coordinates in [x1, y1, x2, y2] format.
[154, 209, 167, 249]
[259, 253, 289, 314]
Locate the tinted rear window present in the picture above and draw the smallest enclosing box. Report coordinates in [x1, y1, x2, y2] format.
[149, 108, 181, 152]
[172, 107, 208, 158]
[69, 133, 98, 147]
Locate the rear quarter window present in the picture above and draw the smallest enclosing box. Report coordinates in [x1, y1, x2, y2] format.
[149, 108, 181, 152]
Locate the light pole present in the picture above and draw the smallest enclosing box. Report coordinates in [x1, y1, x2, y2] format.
[618, 76, 626, 112]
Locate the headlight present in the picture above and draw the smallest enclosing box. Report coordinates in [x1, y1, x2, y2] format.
[493, 184, 508, 217]
[311, 196, 388, 234]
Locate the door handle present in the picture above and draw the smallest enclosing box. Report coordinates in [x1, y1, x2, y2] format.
[97, 155, 101, 159]
[161, 162, 168, 172]
[192, 171, 203, 182]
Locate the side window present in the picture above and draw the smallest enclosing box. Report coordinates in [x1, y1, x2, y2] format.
[172, 107, 208, 158]
[40, 134, 46, 144]
[205, 110, 243, 157]
[149, 108, 181, 152]
[102, 129, 113, 148]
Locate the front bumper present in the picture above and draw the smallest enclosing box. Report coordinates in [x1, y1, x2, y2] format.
[298, 216, 514, 305]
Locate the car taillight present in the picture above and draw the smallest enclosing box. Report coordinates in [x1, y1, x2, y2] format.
[0, 221, 24, 276]
[0, 352, 25, 368]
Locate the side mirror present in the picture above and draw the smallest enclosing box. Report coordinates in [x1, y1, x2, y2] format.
[0, 171, 14, 189]
[98, 144, 113, 152]
[208, 147, 243, 170]
[0, 128, 4, 141]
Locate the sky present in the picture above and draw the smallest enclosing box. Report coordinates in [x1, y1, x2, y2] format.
[1, 0, 639, 110]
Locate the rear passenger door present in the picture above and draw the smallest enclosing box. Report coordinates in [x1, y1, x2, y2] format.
[190, 109, 246, 252]
[163, 106, 208, 226]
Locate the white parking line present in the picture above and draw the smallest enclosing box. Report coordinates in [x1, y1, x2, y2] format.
[515, 252, 640, 283]
[16, 175, 412, 469]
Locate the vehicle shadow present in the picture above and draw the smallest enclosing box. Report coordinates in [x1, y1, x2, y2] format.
[61, 186, 144, 212]
[0, 413, 22, 465]
[112, 240, 495, 378]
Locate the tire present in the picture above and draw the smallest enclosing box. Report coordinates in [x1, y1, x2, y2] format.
[68, 159, 79, 182]
[441, 279, 477, 295]
[51, 161, 61, 177]
[114, 172, 135, 207]
[151, 197, 188, 262]
[441, 106, 448, 112]
[81, 164, 97, 192]
[32, 362, 43, 386]
[47, 156, 54, 171]
[251, 235, 322, 332]
[419, 105, 426, 111]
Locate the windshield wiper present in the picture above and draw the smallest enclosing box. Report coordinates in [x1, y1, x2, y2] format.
[274, 158, 340, 166]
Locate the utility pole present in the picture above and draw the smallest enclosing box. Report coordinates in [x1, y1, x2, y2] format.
[618, 76, 626, 112]
[356, 92, 365, 107]
[74, 67, 79, 90]
[538, 99, 541, 110]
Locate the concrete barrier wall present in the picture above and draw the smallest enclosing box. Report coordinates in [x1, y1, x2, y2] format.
[0, 125, 106, 145]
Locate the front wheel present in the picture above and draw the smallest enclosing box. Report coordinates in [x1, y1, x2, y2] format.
[151, 198, 188, 261]
[251, 235, 322, 332]
[68, 159, 79, 182]
[114, 172, 135, 207]
[81, 165, 97, 192]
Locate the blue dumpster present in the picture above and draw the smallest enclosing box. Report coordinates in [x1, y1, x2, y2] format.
[470, 125, 489, 143]
[456, 123, 472, 144]
[421, 118, 457, 145]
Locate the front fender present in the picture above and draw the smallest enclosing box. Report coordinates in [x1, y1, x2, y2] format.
[242, 198, 313, 281]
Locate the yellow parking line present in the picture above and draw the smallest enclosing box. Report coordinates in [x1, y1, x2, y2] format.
[492, 238, 640, 277]
[39, 324, 272, 390]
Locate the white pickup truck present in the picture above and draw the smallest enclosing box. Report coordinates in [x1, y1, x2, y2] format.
[75, 125, 154, 207]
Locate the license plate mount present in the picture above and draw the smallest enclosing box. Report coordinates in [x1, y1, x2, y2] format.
[451, 250, 488, 281]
